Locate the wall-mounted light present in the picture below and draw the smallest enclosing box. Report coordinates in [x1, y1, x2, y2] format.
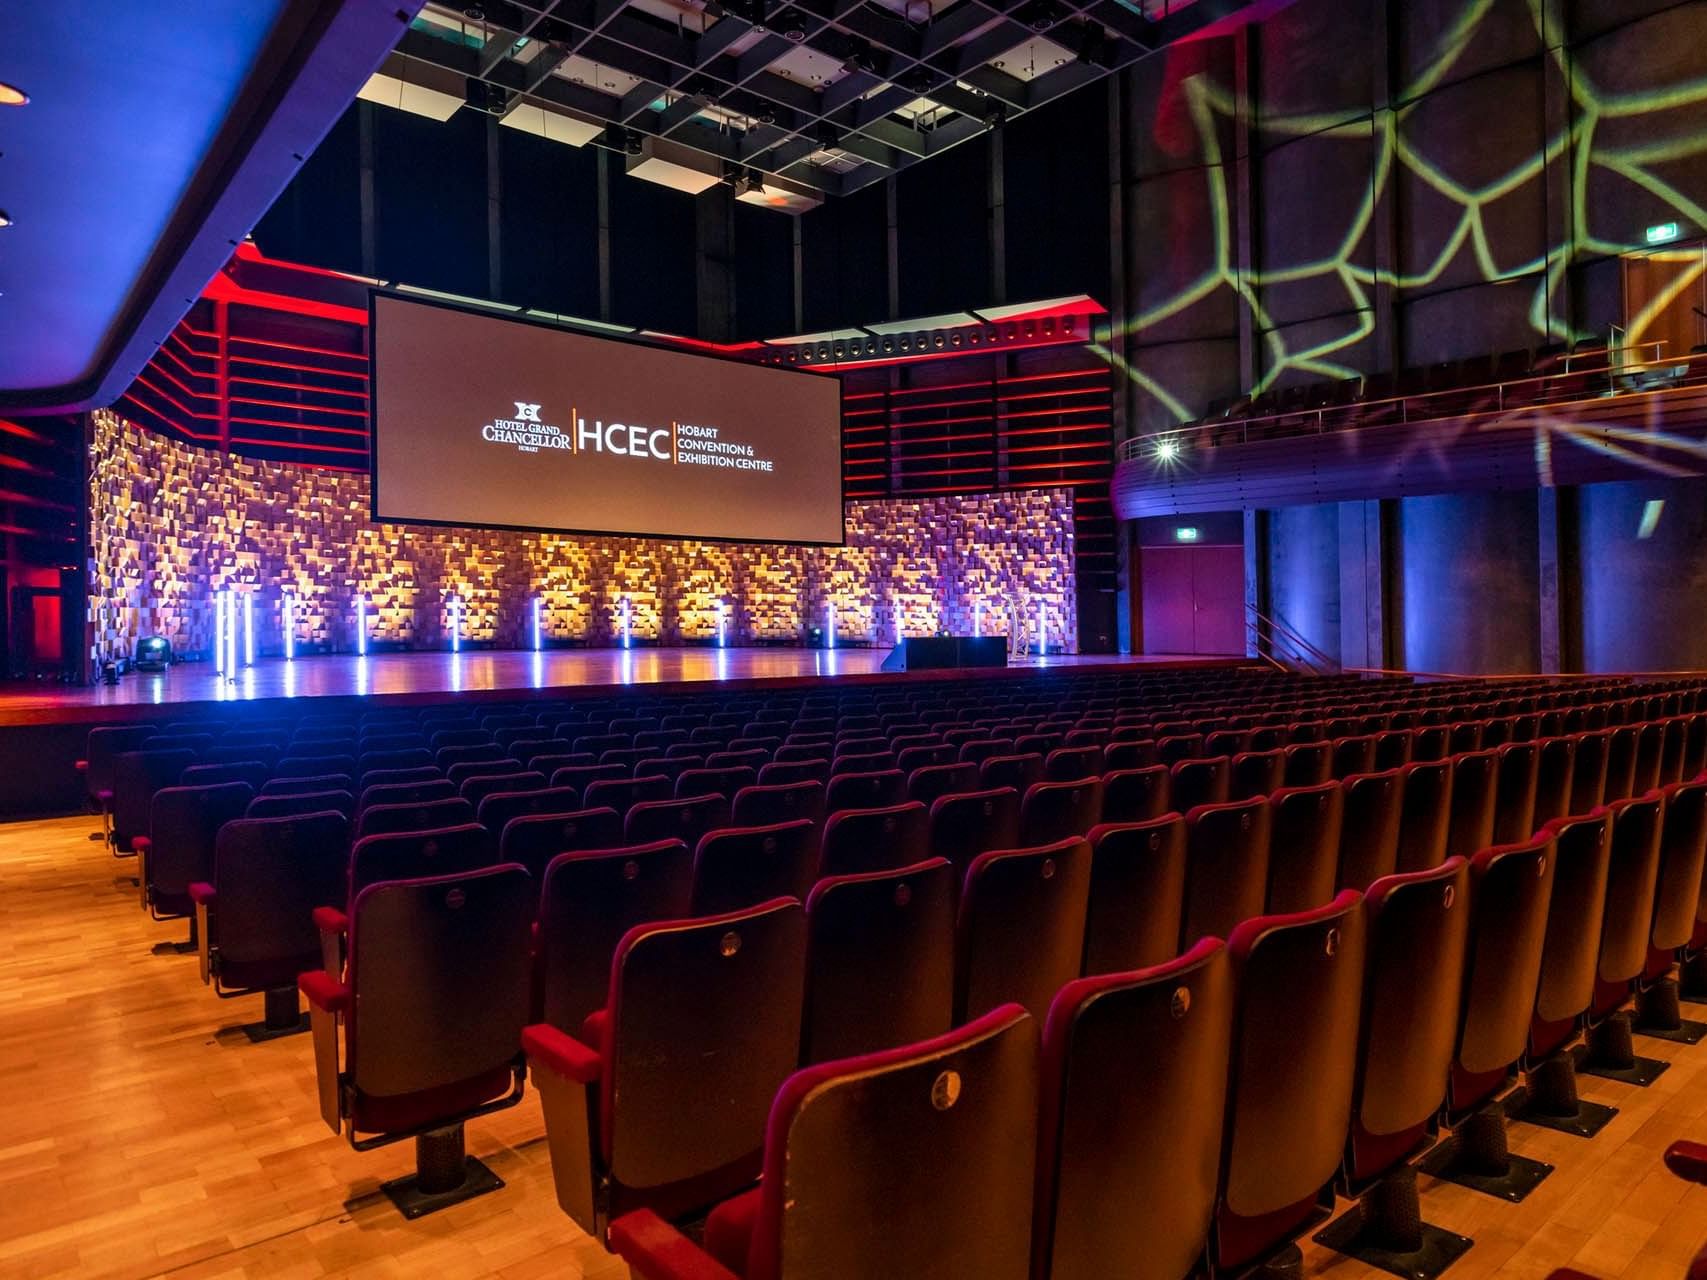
[621, 596, 632, 649]
[974, 600, 982, 636]
[282, 593, 295, 661]
[356, 595, 368, 656]
[243, 593, 254, 666]
[214, 591, 227, 674]
[532, 597, 542, 651]
[825, 602, 835, 650]
[225, 590, 237, 677]
[449, 595, 462, 652]
[1175, 526, 1199, 542]
[718, 600, 729, 649]
[1155, 437, 1181, 462]
[1037, 600, 1047, 656]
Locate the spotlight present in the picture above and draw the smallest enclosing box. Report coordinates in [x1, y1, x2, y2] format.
[982, 101, 1006, 130]
[0, 82, 26, 107]
[0, 210, 12, 229]
[1155, 436, 1181, 462]
[133, 636, 172, 672]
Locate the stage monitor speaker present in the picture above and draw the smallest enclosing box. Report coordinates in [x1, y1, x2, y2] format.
[879, 636, 1008, 672]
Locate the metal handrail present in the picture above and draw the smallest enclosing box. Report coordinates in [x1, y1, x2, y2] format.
[1245, 604, 1338, 676]
[1116, 341, 1706, 461]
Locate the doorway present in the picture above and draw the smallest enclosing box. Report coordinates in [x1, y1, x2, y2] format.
[1139, 542, 1246, 655]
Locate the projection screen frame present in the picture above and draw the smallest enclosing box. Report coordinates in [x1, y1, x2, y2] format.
[368, 290, 847, 547]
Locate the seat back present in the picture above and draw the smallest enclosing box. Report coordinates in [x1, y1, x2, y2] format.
[1284, 740, 1333, 788]
[1531, 811, 1614, 1052]
[908, 762, 980, 806]
[347, 823, 493, 900]
[981, 753, 1046, 795]
[345, 865, 531, 1135]
[210, 812, 350, 989]
[355, 796, 476, 840]
[1266, 782, 1344, 915]
[603, 899, 807, 1220]
[1446, 749, 1500, 861]
[359, 778, 456, 813]
[824, 768, 906, 813]
[146, 781, 256, 905]
[1337, 769, 1404, 890]
[1571, 730, 1612, 813]
[461, 770, 548, 811]
[733, 1004, 1037, 1280]
[1169, 755, 1231, 814]
[1216, 891, 1365, 1272]
[1492, 741, 1540, 846]
[1347, 860, 1469, 1184]
[1395, 759, 1453, 873]
[1229, 749, 1285, 802]
[1019, 778, 1104, 845]
[1532, 736, 1577, 830]
[476, 784, 582, 836]
[730, 779, 825, 830]
[112, 748, 197, 847]
[1182, 797, 1273, 947]
[537, 840, 695, 1032]
[1046, 745, 1104, 783]
[1082, 816, 1188, 976]
[819, 801, 929, 877]
[1633, 721, 1666, 797]
[678, 765, 760, 800]
[1036, 940, 1231, 1280]
[1100, 765, 1170, 825]
[1653, 778, 1707, 953]
[928, 787, 1020, 875]
[181, 761, 270, 791]
[1596, 794, 1666, 1003]
[497, 807, 623, 886]
[801, 859, 956, 1064]
[956, 838, 1091, 1023]
[247, 789, 354, 820]
[1450, 836, 1558, 1112]
[583, 774, 673, 815]
[623, 793, 731, 848]
[85, 724, 159, 798]
[1332, 735, 1378, 779]
[690, 819, 818, 915]
[1604, 725, 1639, 802]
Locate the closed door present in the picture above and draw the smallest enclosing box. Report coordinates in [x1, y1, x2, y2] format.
[1141, 544, 1246, 655]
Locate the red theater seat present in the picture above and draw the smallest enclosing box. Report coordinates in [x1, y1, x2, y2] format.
[526, 899, 806, 1241]
[691, 820, 818, 916]
[818, 802, 929, 877]
[1532, 736, 1578, 831]
[979, 753, 1046, 795]
[139, 780, 255, 947]
[800, 859, 955, 1065]
[1182, 797, 1272, 947]
[81, 725, 160, 844]
[193, 810, 349, 1038]
[1081, 816, 1187, 976]
[1229, 748, 1286, 802]
[301, 864, 532, 1217]
[608, 1004, 1037, 1280]
[955, 838, 1090, 1023]
[928, 787, 1020, 875]
[730, 780, 824, 829]
[1578, 794, 1668, 1086]
[1396, 758, 1453, 873]
[1099, 764, 1170, 824]
[536, 840, 694, 1033]
[624, 793, 731, 849]
[823, 768, 906, 813]
[1035, 938, 1231, 1280]
[1018, 778, 1104, 846]
[1266, 782, 1344, 914]
[358, 778, 456, 813]
[112, 747, 198, 855]
[1633, 778, 1707, 1043]
[1337, 768, 1404, 890]
[355, 796, 477, 840]
[1446, 749, 1500, 861]
[1169, 755, 1231, 814]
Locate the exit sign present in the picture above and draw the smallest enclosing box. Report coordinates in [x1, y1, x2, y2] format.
[1175, 526, 1199, 542]
[1647, 221, 1682, 245]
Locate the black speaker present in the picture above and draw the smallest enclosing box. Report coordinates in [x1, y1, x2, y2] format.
[880, 636, 1008, 671]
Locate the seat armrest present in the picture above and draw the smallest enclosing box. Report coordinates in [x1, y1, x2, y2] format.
[133, 835, 152, 854]
[522, 1022, 602, 1084]
[75, 759, 87, 773]
[192, 887, 215, 985]
[314, 906, 349, 977]
[299, 970, 350, 1014]
[311, 905, 348, 934]
[609, 1210, 743, 1280]
[188, 882, 216, 906]
[1666, 1140, 1707, 1184]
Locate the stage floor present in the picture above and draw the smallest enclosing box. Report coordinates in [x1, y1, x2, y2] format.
[0, 647, 1250, 726]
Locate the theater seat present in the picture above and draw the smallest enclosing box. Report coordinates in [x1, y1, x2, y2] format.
[1229, 748, 1285, 802]
[497, 806, 623, 888]
[1396, 759, 1452, 873]
[355, 796, 476, 840]
[1035, 938, 1230, 1280]
[138, 781, 255, 948]
[1081, 817, 1186, 976]
[300, 864, 532, 1217]
[955, 838, 1090, 1023]
[1577, 794, 1668, 1086]
[1169, 755, 1230, 814]
[1266, 782, 1344, 914]
[980, 753, 1046, 795]
[536, 840, 694, 1033]
[731, 780, 824, 828]
[1313, 860, 1471, 1275]
[1633, 777, 1707, 1043]
[1338, 769, 1403, 890]
[800, 859, 955, 1065]
[606, 1004, 1037, 1280]
[1492, 741, 1540, 846]
[248, 789, 355, 821]
[476, 784, 581, 837]
[1445, 749, 1500, 861]
[1182, 797, 1272, 947]
[927, 787, 1020, 875]
[359, 778, 456, 813]
[525, 898, 807, 1241]
[1213, 891, 1365, 1274]
[624, 793, 731, 849]
[1018, 778, 1103, 845]
[1531, 736, 1577, 830]
[691, 820, 817, 915]
[81, 724, 159, 846]
[193, 810, 349, 1039]
[112, 747, 198, 856]
[818, 802, 928, 877]
[1418, 836, 1557, 1200]
[1099, 765, 1170, 824]
[823, 769, 906, 813]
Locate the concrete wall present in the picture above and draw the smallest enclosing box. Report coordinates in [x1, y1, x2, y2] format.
[1266, 503, 1342, 666]
[1579, 479, 1707, 672]
[1397, 492, 1541, 675]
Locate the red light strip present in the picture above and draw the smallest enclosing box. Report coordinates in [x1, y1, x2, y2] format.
[226, 392, 368, 418]
[0, 419, 53, 445]
[229, 372, 369, 400]
[229, 436, 368, 456]
[130, 374, 218, 421]
[226, 416, 370, 438]
[229, 353, 368, 381]
[999, 404, 1109, 422]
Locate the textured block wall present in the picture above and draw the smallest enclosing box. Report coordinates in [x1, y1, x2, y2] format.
[88, 409, 1077, 664]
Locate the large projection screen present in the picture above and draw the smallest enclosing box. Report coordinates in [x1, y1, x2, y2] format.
[370, 294, 844, 544]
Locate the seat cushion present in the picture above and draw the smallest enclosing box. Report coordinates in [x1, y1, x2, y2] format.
[350, 1065, 515, 1136]
[703, 1186, 761, 1276]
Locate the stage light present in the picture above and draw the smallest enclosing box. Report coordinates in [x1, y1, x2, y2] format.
[1155, 436, 1181, 462]
[0, 210, 12, 229]
[225, 591, 238, 678]
[282, 594, 295, 661]
[214, 592, 227, 674]
[825, 602, 835, 650]
[449, 596, 462, 652]
[243, 593, 254, 666]
[1037, 600, 1047, 656]
[134, 636, 171, 672]
[532, 597, 542, 651]
[974, 600, 982, 635]
[0, 82, 27, 107]
[621, 597, 632, 649]
[895, 609, 903, 645]
[718, 601, 728, 649]
[356, 595, 368, 656]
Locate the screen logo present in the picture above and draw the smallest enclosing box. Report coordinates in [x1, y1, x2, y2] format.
[481, 400, 570, 452]
[514, 402, 542, 422]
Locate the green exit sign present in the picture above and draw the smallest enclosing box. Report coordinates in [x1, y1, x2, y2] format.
[1175, 526, 1199, 542]
[1646, 221, 1682, 245]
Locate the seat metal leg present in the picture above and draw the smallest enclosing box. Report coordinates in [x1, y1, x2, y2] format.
[1680, 952, 1707, 1004]
[1635, 977, 1707, 1044]
[381, 1124, 505, 1219]
[1504, 1052, 1617, 1138]
[1577, 1011, 1670, 1085]
[1313, 1165, 1473, 1280]
[240, 987, 310, 1042]
[1416, 1105, 1552, 1202]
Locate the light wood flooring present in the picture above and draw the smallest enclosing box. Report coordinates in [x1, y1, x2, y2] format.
[2, 814, 1706, 1279]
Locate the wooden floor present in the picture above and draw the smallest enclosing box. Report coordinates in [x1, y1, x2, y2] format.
[3, 816, 1706, 1279]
